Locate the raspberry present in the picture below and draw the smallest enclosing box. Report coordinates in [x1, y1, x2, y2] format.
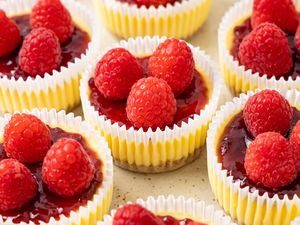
[148, 38, 195, 96]
[134, 0, 175, 8]
[42, 138, 95, 197]
[244, 132, 297, 188]
[295, 25, 300, 54]
[243, 90, 292, 137]
[0, 10, 21, 57]
[238, 23, 292, 79]
[19, 27, 62, 77]
[289, 120, 300, 171]
[126, 77, 177, 130]
[30, 0, 74, 43]
[4, 113, 51, 164]
[113, 204, 163, 225]
[251, 0, 299, 34]
[0, 159, 37, 211]
[95, 48, 144, 100]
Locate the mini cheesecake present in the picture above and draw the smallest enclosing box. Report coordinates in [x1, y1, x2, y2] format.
[93, 0, 211, 39]
[98, 195, 236, 225]
[207, 89, 300, 225]
[80, 36, 222, 173]
[218, 0, 300, 95]
[0, 0, 101, 113]
[0, 109, 113, 225]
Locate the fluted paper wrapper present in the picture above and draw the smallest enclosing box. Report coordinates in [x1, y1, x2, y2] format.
[207, 89, 300, 225]
[93, 0, 211, 39]
[80, 36, 222, 173]
[0, 0, 101, 113]
[98, 195, 237, 225]
[292, 217, 300, 225]
[218, 0, 300, 95]
[0, 108, 113, 225]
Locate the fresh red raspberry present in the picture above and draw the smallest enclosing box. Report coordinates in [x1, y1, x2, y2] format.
[134, 0, 175, 8]
[289, 120, 300, 171]
[0, 9, 21, 57]
[238, 23, 292, 79]
[19, 27, 61, 77]
[113, 204, 164, 225]
[42, 138, 95, 197]
[0, 159, 37, 211]
[148, 38, 195, 96]
[95, 48, 144, 100]
[244, 132, 297, 188]
[295, 25, 300, 54]
[126, 77, 177, 130]
[4, 113, 51, 164]
[30, 0, 74, 43]
[243, 90, 292, 137]
[251, 0, 299, 34]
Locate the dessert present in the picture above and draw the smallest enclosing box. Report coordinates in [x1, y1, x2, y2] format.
[0, 109, 113, 225]
[0, 0, 100, 113]
[93, 0, 211, 39]
[80, 36, 221, 173]
[207, 89, 300, 225]
[97, 195, 236, 225]
[218, 0, 300, 95]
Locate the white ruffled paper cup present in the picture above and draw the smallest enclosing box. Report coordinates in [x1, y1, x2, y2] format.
[218, 0, 300, 95]
[292, 217, 300, 225]
[93, 0, 211, 39]
[207, 89, 300, 225]
[98, 195, 237, 225]
[0, 0, 101, 113]
[0, 108, 113, 225]
[80, 36, 222, 173]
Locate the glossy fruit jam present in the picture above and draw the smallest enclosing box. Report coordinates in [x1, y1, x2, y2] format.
[218, 107, 300, 199]
[0, 127, 103, 224]
[0, 14, 90, 80]
[231, 17, 300, 80]
[159, 215, 208, 225]
[89, 56, 209, 130]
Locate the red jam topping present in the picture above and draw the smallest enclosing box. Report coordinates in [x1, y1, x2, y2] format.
[0, 14, 90, 80]
[89, 56, 209, 130]
[159, 215, 208, 225]
[0, 127, 103, 224]
[218, 108, 300, 199]
[231, 17, 300, 80]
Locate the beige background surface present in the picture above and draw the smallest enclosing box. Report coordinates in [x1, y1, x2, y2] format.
[76, 0, 236, 213]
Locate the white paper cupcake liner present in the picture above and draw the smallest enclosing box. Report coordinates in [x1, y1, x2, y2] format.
[292, 217, 300, 225]
[207, 89, 300, 225]
[80, 36, 222, 173]
[93, 0, 211, 39]
[0, 108, 114, 225]
[0, 0, 101, 113]
[218, 0, 300, 95]
[98, 195, 237, 225]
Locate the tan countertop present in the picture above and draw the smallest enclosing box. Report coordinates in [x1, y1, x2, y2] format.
[76, 0, 236, 214]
